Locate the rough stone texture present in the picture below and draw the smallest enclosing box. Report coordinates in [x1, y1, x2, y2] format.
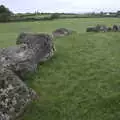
[0, 68, 37, 120]
[113, 25, 118, 32]
[107, 27, 112, 32]
[17, 32, 56, 62]
[0, 33, 55, 120]
[113, 25, 120, 32]
[87, 25, 108, 32]
[1, 33, 55, 78]
[86, 27, 98, 32]
[0, 45, 36, 78]
[52, 28, 74, 37]
[86, 24, 120, 32]
[98, 25, 108, 32]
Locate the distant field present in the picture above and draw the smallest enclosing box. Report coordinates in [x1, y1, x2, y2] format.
[0, 18, 120, 48]
[22, 14, 51, 18]
[0, 18, 120, 120]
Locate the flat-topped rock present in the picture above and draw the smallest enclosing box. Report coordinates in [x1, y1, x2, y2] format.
[52, 28, 75, 37]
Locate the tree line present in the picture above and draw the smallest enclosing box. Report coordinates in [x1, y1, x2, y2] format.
[0, 5, 120, 23]
[0, 5, 13, 22]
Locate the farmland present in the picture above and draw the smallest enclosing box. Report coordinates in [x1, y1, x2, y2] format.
[0, 18, 120, 120]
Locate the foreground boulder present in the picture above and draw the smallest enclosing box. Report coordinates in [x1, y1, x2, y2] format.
[52, 28, 74, 37]
[0, 45, 37, 78]
[1, 33, 55, 78]
[0, 68, 37, 120]
[0, 33, 55, 120]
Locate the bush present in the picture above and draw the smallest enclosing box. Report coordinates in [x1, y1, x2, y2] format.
[0, 5, 13, 22]
[0, 13, 11, 22]
[50, 13, 60, 19]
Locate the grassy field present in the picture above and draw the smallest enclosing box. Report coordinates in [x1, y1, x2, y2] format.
[0, 18, 120, 120]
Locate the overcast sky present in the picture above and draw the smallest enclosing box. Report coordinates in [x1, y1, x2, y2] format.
[0, 0, 120, 13]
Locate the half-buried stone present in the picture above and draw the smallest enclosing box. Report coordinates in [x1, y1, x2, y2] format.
[52, 28, 75, 37]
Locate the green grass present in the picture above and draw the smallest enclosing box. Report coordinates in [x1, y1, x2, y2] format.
[22, 14, 51, 19]
[0, 18, 120, 120]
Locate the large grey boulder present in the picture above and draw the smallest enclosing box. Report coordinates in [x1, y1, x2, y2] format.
[16, 33, 55, 62]
[0, 33, 55, 78]
[0, 32, 55, 120]
[0, 45, 37, 78]
[112, 25, 120, 32]
[52, 28, 74, 37]
[98, 25, 108, 32]
[0, 68, 37, 120]
[87, 25, 108, 32]
[86, 24, 120, 33]
[107, 27, 112, 32]
[86, 27, 98, 32]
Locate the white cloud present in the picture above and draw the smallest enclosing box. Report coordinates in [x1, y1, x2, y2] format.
[0, 0, 120, 13]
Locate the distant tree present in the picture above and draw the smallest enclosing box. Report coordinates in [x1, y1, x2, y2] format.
[0, 5, 13, 22]
[100, 11, 104, 16]
[117, 11, 120, 16]
[50, 13, 60, 19]
[91, 12, 95, 15]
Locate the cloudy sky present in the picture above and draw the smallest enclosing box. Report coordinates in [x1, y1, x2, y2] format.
[0, 0, 120, 13]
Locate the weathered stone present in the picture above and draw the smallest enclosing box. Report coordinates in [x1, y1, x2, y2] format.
[87, 25, 109, 32]
[86, 27, 98, 32]
[107, 27, 112, 32]
[0, 45, 36, 78]
[0, 33, 55, 78]
[113, 25, 119, 32]
[95, 24, 107, 32]
[0, 68, 37, 120]
[117, 25, 120, 31]
[52, 28, 74, 37]
[99, 25, 108, 32]
[0, 32, 55, 120]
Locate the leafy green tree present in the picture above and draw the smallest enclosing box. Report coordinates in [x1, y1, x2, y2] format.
[0, 5, 13, 22]
[116, 11, 120, 17]
[50, 13, 60, 19]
